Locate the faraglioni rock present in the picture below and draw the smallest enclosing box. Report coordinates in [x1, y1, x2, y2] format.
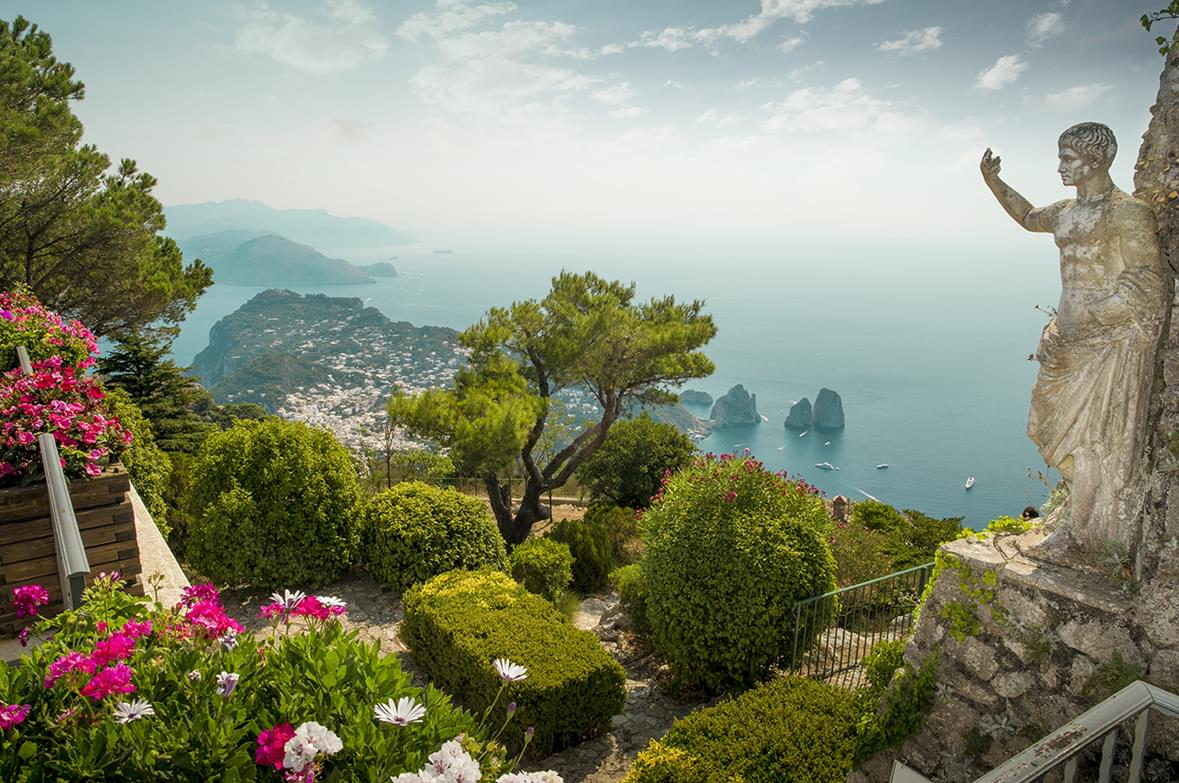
[812, 388, 845, 431]
[680, 389, 714, 406]
[784, 397, 812, 430]
[710, 384, 759, 428]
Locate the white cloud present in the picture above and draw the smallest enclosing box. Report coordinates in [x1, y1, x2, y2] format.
[877, 26, 942, 55]
[787, 59, 825, 80]
[1027, 12, 1065, 46]
[1040, 83, 1112, 110]
[663, 79, 686, 89]
[235, 0, 389, 73]
[632, 0, 883, 52]
[697, 108, 743, 128]
[974, 54, 1027, 91]
[593, 81, 638, 106]
[737, 77, 762, 90]
[397, 0, 514, 41]
[608, 107, 646, 119]
[761, 77, 921, 135]
[779, 35, 806, 53]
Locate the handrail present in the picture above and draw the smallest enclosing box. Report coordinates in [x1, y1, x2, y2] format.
[970, 681, 1179, 783]
[15, 346, 90, 610]
[794, 562, 936, 607]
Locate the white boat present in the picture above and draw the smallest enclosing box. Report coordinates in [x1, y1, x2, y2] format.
[965, 476, 976, 490]
[799, 430, 808, 437]
[876, 464, 889, 470]
[815, 462, 838, 471]
[824, 441, 831, 446]
[776, 446, 785, 451]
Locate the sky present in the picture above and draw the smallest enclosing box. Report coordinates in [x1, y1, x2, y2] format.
[2, 0, 1172, 244]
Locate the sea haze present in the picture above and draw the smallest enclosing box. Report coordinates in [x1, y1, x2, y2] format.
[172, 239, 1062, 529]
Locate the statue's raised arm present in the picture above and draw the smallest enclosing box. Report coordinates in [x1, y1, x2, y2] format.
[980, 148, 1059, 233]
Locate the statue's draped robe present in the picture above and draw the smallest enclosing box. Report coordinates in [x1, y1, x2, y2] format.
[1026, 190, 1167, 547]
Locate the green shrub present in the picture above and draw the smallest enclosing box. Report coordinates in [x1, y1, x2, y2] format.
[401, 570, 626, 753]
[551, 504, 640, 593]
[361, 481, 507, 592]
[0, 575, 477, 781]
[187, 418, 362, 589]
[0, 287, 97, 371]
[509, 536, 573, 601]
[850, 500, 963, 570]
[103, 387, 172, 537]
[829, 518, 894, 587]
[854, 641, 938, 764]
[575, 414, 695, 509]
[623, 676, 859, 783]
[642, 453, 835, 693]
[609, 563, 650, 635]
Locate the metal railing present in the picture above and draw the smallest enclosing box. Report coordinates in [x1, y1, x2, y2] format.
[891, 681, 1179, 782]
[15, 346, 89, 610]
[789, 562, 934, 688]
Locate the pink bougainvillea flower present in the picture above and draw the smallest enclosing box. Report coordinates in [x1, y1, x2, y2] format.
[12, 584, 49, 619]
[44, 651, 96, 688]
[0, 703, 30, 730]
[80, 663, 136, 701]
[256, 723, 296, 769]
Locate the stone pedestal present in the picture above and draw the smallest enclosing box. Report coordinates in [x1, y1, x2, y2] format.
[852, 531, 1179, 782]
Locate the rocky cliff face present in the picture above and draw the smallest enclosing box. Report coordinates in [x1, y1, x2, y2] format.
[784, 397, 812, 430]
[710, 384, 759, 428]
[812, 387, 845, 431]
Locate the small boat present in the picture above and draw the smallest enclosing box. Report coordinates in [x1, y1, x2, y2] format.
[776, 446, 785, 451]
[799, 430, 808, 438]
[824, 441, 831, 446]
[876, 464, 889, 470]
[965, 476, 976, 490]
[815, 462, 838, 471]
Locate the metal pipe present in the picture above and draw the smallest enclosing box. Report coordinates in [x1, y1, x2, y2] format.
[15, 346, 90, 609]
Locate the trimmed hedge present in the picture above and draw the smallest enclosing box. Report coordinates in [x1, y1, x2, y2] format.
[623, 676, 859, 783]
[360, 482, 507, 592]
[508, 536, 573, 601]
[401, 570, 626, 753]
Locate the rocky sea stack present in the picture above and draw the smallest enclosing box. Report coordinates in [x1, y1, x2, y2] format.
[710, 384, 759, 428]
[784, 398, 812, 430]
[813, 387, 845, 431]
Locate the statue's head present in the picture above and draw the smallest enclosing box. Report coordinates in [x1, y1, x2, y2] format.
[1057, 122, 1117, 185]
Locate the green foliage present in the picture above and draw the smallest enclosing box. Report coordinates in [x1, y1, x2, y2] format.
[102, 387, 172, 537]
[1142, 6, 1179, 54]
[390, 270, 716, 544]
[187, 418, 362, 589]
[550, 504, 639, 593]
[985, 515, 1034, 536]
[401, 570, 627, 753]
[849, 500, 963, 570]
[508, 536, 574, 601]
[360, 481, 507, 593]
[829, 519, 895, 587]
[1084, 650, 1143, 704]
[575, 414, 695, 509]
[853, 643, 938, 764]
[0, 287, 97, 371]
[642, 454, 836, 694]
[0, 577, 477, 782]
[385, 448, 455, 486]
[609, 564, 651, 635]
[622, 676, 859, 783]
[0, 18, 211, 336]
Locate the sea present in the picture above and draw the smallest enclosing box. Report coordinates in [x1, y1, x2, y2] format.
[169, 238, 1062, 530]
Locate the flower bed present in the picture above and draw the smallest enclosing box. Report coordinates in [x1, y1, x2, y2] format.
[0, 575, 563, 781]
[401, 570, 626, 754]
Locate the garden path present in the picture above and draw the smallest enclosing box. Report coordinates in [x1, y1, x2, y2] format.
[220, 573, 704, 783]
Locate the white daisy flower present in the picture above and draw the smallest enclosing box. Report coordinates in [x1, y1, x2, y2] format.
[374, 696, 427, 726]
[113, 698, 155, 723]
[492, 657, 527, 683]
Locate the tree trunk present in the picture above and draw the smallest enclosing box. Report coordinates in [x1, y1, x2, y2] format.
[503, 479, 552, 546]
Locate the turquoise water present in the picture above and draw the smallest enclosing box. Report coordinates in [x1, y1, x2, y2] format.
[171, 239, 1061, 529]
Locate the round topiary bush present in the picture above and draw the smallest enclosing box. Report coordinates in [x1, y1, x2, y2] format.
[187, 418, 362, 589]
[508, 536, 573, 601]
[642, 453, 836, 693]
[361, 481, 506, 592]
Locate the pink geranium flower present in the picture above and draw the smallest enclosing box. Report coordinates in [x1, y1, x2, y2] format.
[80, 663, 136, 701]
[257, 723, 297, 769]
[91, 633, 136, 667]
[12, 584, 49, 618]
[44, 651, 96, 688]
[0, 703, 30, 730]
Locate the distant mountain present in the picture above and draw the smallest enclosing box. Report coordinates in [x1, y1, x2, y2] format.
[178, 233, 375, 285]
[357, 261, 398, 277]
[164, 199, 412, 251]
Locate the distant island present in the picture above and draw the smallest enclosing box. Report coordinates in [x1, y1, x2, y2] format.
[191, 289, 462, 450]
[178, 232, 384, 285]
[680, 389, 713, 406]
[164, 198, 412, 251]
[785, 387, 845, 430]
[711, 384, 760, 428]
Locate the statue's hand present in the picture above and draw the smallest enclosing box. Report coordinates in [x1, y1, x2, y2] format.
[981, 148, 1001, 181]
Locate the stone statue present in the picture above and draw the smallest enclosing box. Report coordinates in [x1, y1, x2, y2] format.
[980, 122, 1168, 550]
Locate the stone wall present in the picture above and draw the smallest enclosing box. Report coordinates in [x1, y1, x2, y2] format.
[852, 529, 1179, 782]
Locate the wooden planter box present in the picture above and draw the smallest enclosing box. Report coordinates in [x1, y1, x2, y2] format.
[0, 465, 142, 636]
